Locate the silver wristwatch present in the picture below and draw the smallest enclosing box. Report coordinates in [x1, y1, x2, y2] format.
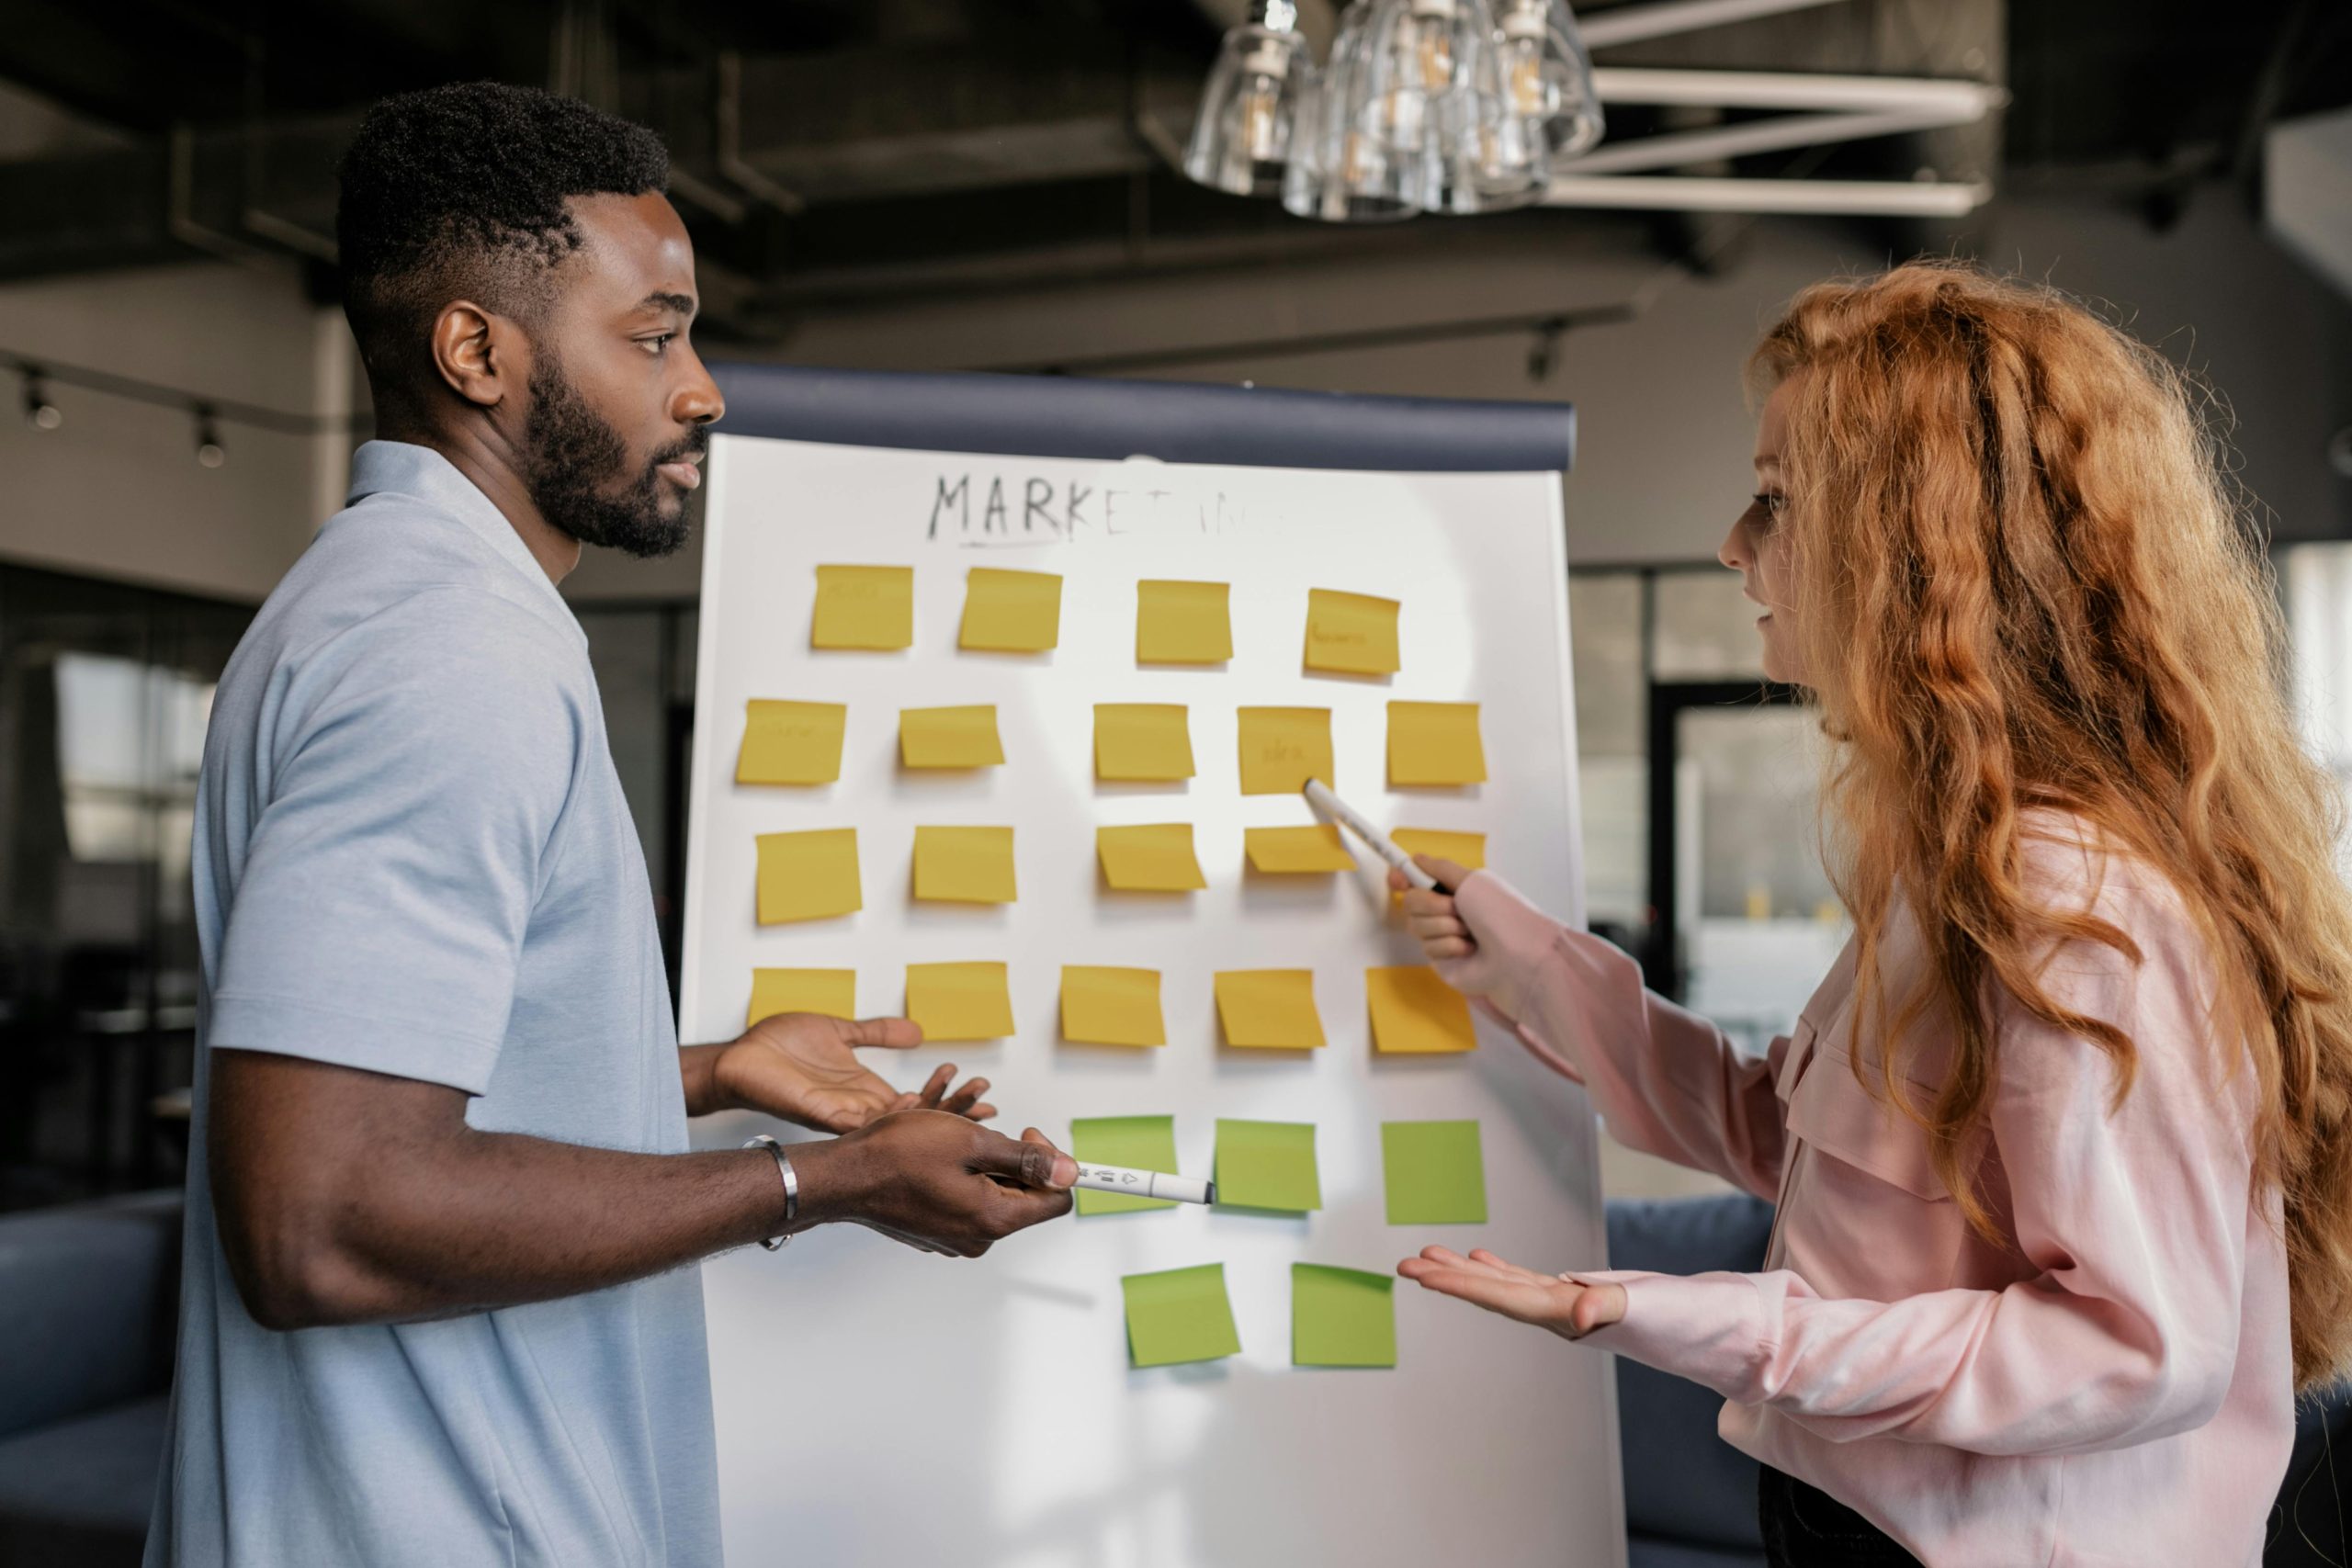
[744, 1134, 798, 1251]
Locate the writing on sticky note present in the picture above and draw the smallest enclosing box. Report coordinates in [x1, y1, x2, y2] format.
[904, 962, 1014, 1042]
[810, 565, 913, 650]
[755, 829, 861, 924]
[1072, 1115, 1182, 1216]
[1097, 824, 1207, 892]
[1123, 1263, 1240, 1368]
[1381, 1121, 1487, 1224]
[1387, 701, 1487, 786]
[911, 826, 1017, 904]
[747, 968, 855, 1027]
[1213, 969, 1325, 1049]
[958, 567, 1062, 653]
[1237, 706, 1333, 795]
[1214, 1119, 1320, 1211]
[1060, 965, 1165, 1046]
[1136, 580, 1232, 664]
[899, 705, 1005, 769]
[1366, 964, 1477, 1054]
[1243, 824, 1357, 874]
[1292, 1264, 1397, 1368]
[1303, 589, 1401, 675]
[736, 700, 845, 786]
[1094, 704, 1194, 782]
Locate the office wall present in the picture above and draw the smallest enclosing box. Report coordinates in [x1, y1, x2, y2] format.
[1, 179, 2342, 609]
[0, 262, 350, 604]
[563, 181, 2352, 602]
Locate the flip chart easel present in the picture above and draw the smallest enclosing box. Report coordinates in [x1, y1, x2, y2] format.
[680, 367, 1623, 1568]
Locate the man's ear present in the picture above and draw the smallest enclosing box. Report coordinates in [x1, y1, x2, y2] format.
[428, 300, 525, 411]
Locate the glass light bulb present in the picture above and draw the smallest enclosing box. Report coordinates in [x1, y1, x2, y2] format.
[1183, 23, 1312, 197]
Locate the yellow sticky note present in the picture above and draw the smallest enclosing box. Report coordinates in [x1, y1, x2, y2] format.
[1061, 965, 1166, 1046]
[899, 705, 1005, 769]
[755, 829, 862, 924]
[1136, 580, 1232, 664]
[905, 962, 1014, 1041]
[747, 968, 856, 1026]
[1214, 969, 1326, 1049]
[1237, 706, 1334, 795]
[1303, 589, 1401, 675]
[1389, 829, 1487, 903]
[1387, 701, 1487, 786]
[810, 565, 913, 650]
[1094, 704, 1195, 782]
[1097, 824, 1207, 892]
[1390, 828, 1487, 871]
[735, 700, 846, 786]
[1367, 964, 1478, 1054]
[911, 826, 1017, 904]
[1243, 824, 1357, 874]
[959, 568, 1062, 653]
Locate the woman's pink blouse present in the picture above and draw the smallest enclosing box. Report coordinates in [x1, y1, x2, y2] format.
[1457, 820, 2291, 1567]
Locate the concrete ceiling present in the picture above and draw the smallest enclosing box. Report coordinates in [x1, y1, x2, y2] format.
[0, 0, 2340, 341]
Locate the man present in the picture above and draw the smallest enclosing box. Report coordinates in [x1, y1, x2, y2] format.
[145, 81, 1075, 1568]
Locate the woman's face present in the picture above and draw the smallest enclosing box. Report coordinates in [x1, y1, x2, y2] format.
[1719, 375, 1804, 685]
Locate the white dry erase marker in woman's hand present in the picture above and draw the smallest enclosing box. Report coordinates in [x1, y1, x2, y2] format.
[1302, 778, 1445, 891]
[1070, 1162, 1215, 1205]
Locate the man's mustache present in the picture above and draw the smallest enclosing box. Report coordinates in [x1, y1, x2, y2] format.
[650, 426, 711, 468]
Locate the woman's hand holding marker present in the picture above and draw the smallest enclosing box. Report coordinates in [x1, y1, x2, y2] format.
[1387, 854, 1535, 1022]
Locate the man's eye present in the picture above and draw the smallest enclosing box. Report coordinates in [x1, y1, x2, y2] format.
[640, 333, 676, 355]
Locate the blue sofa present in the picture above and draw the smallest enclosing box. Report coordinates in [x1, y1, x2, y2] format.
[0, 1190, 179, 1567]
[1, 1190, 2341, 1566]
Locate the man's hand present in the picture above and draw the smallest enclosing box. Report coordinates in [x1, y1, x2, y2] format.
[797, 1113, 1076, 1258]
[1396, 1245, 1628, 1339]
[700, 1013, 993, 1133]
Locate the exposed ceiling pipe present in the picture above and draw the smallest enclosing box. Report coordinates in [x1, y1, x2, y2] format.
[1578, 0, 1851, 51]
[716, 51, 805, 217]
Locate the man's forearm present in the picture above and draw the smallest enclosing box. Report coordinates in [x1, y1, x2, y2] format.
[209, 1047, 862, 1329]
[295, 1132, 855, 1326]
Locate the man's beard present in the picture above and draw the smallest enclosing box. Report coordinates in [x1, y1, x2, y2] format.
[521, 353, 705, 560]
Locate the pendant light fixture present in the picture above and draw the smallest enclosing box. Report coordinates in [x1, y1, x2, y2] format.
[1188, 0, 1589, 221]
[1183, 1, 1317, 197]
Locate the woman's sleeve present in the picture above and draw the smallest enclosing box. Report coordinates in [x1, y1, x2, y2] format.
[1454, 873, 1790, 1201]
[1568, 885, 2253, 1456]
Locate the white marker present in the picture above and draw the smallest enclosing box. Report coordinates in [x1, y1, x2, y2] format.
[1302, 778, 1446, 891]
[1071, 1162, 1215, 1205]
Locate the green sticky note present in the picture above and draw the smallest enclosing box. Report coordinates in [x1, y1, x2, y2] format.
[1214, 1119, 1320, 1213]
[1292, 1264, 1397, 1368]
[1072, 1115, 1182, 1216]
[1123, 1263, 1241, 1368]
[1381, 1121, 1487, 1224]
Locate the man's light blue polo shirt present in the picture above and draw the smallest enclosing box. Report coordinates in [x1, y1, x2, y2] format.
[145, 441, 722, 1567]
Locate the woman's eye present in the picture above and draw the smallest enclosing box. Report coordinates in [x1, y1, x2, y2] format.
[1751, 492, 1785, 524]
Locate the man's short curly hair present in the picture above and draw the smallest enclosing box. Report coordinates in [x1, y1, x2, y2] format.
[336, 81, 670, 396]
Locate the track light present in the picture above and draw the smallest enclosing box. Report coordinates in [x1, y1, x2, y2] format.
[20, 367, 59, 431]
[194, 405, 226, 468]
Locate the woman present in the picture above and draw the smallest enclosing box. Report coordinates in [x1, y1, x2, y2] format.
[1391, 262, 2352, 1566]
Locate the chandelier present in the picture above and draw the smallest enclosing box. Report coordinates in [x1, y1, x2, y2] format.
[1182, 0, 1604, 221]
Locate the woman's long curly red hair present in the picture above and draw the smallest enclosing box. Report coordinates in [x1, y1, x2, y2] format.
[1751, 261, 2352, 1392]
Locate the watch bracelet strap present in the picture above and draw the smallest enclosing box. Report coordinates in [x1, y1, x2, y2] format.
[745, 1134, 797, 1251]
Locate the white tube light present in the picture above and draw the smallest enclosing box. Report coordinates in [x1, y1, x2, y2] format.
[1542, 174, 1993, 216]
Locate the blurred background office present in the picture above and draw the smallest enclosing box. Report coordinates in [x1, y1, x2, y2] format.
[6, 5, 2352, 1563]
[1, 0, 2349, 1208]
